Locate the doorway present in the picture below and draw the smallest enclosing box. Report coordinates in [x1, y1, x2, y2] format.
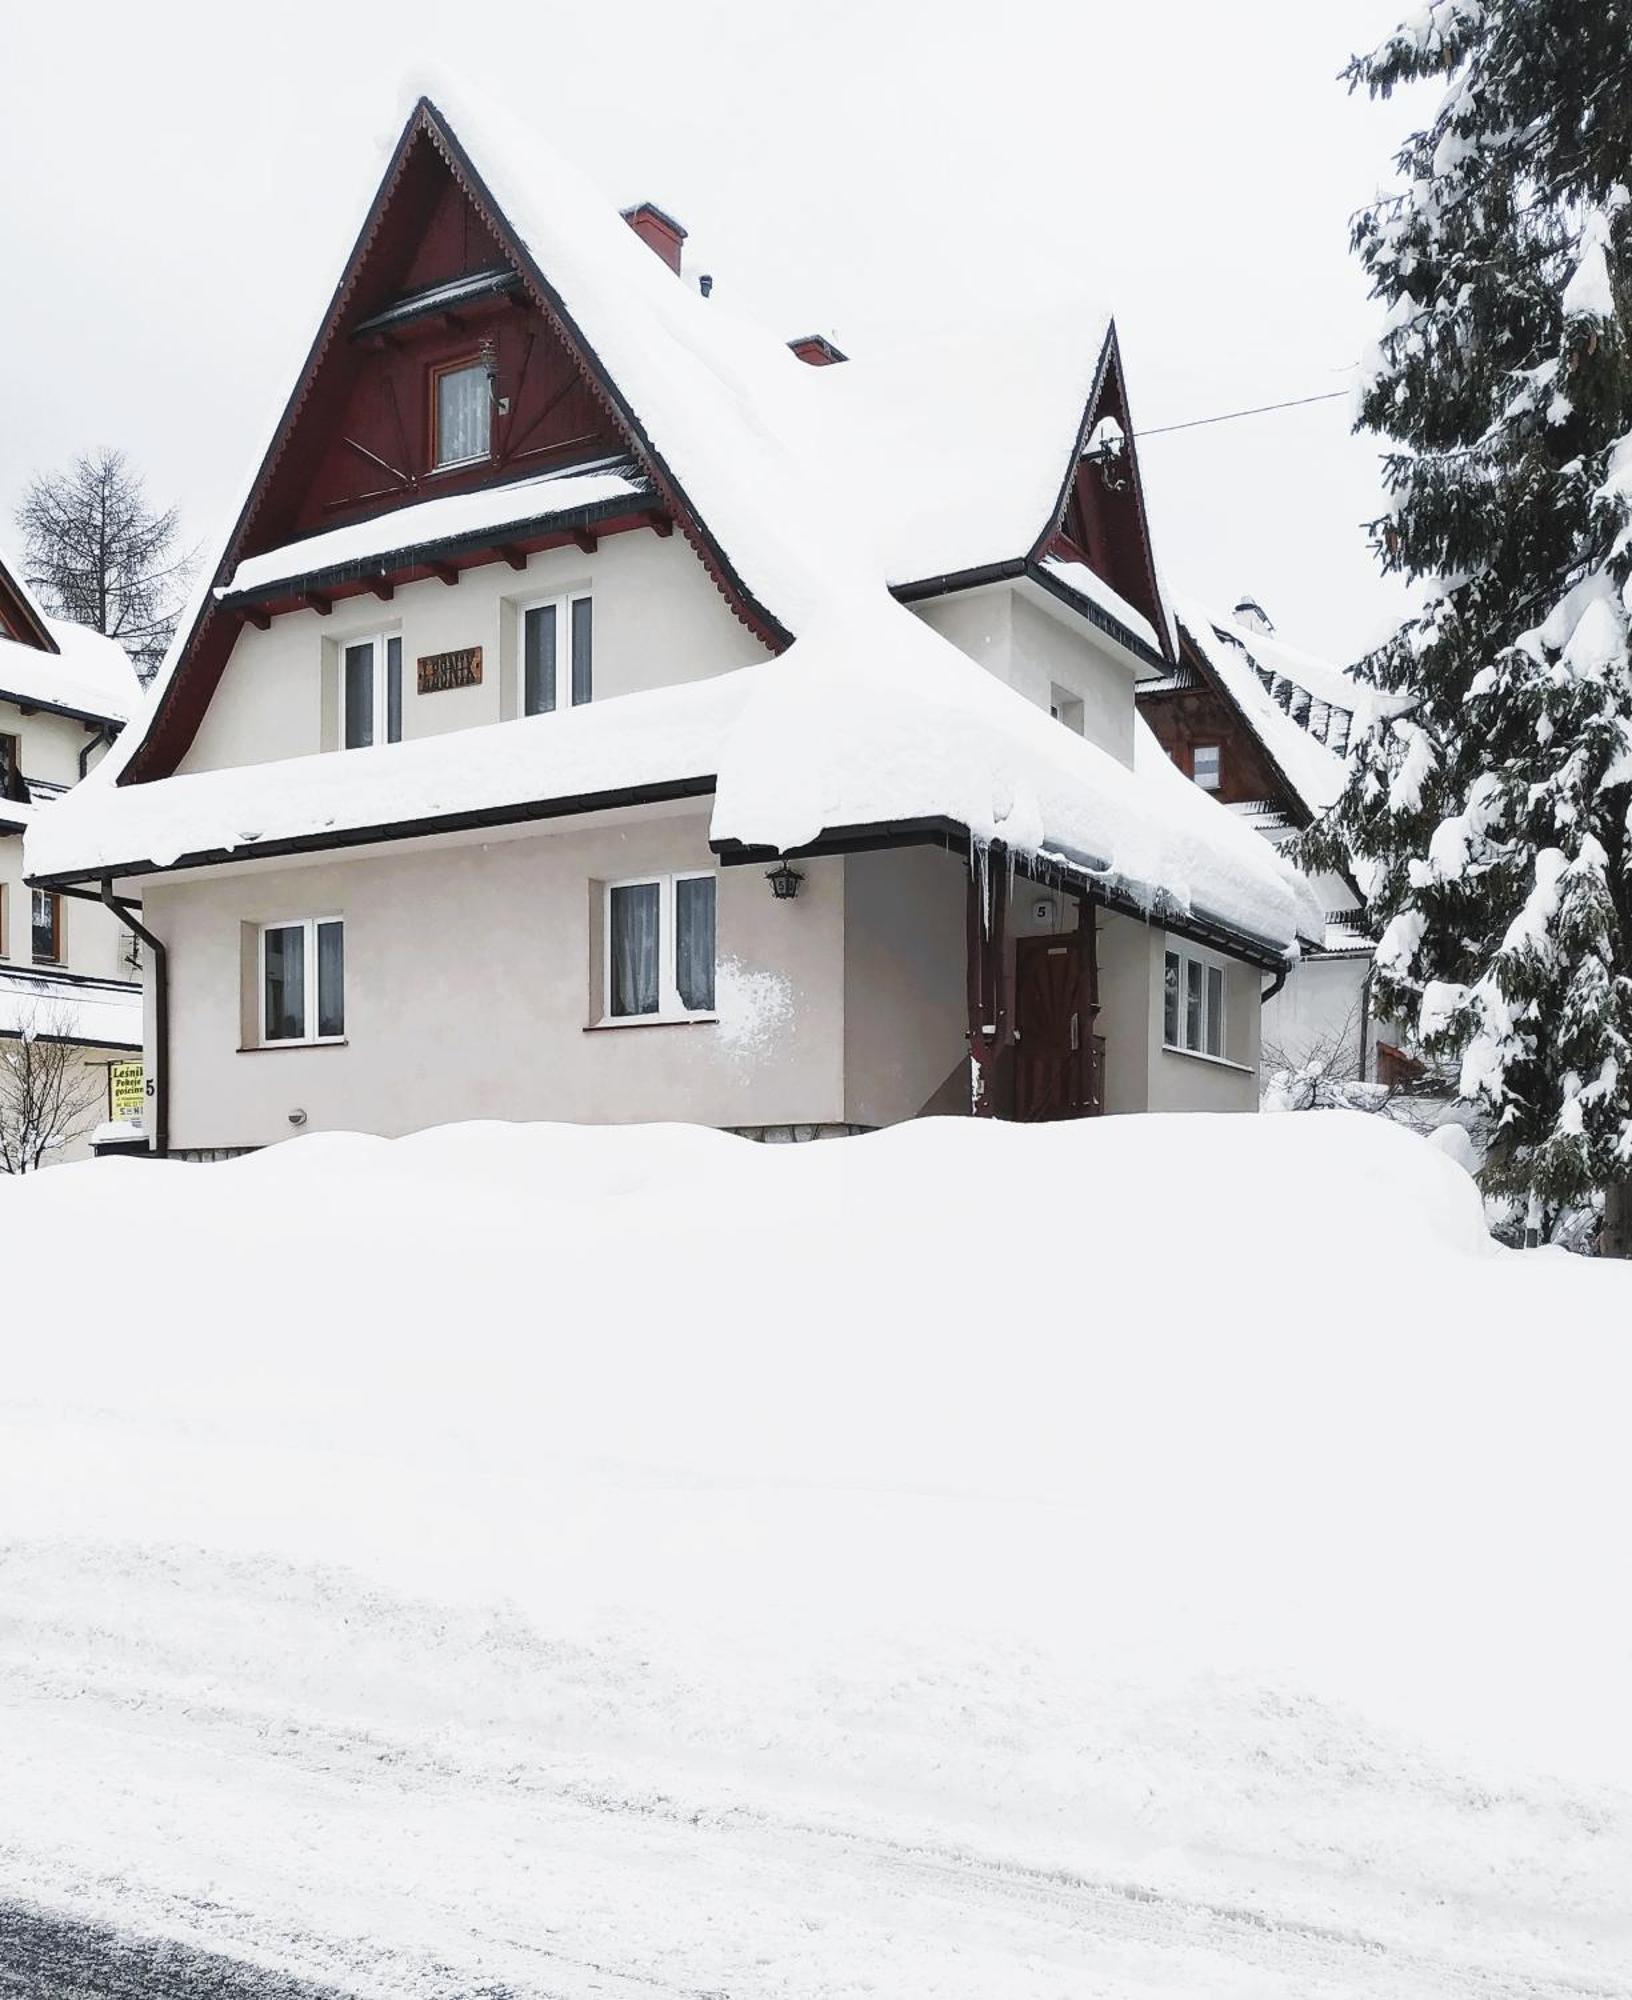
[1013, 932, 1100, 1120]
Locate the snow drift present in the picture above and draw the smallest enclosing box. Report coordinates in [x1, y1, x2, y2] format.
[0, 1111, 1627, 1995]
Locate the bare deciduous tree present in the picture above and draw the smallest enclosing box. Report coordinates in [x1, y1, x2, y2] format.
[0, 1006, 106, 1173]
[17, 448, 196, 679]
[1261, 996, 1448, 1134]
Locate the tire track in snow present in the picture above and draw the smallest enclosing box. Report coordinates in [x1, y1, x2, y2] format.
[0, 1631, 1618, 1998]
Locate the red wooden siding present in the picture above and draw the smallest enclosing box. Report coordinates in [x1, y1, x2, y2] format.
[239, 163, 624, 558]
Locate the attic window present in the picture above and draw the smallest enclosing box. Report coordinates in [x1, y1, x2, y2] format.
[1192, 744, 1221, 791]
[433, 360, 491, 470]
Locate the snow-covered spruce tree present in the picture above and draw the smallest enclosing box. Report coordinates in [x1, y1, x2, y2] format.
[1303, 0, 1632, 1252]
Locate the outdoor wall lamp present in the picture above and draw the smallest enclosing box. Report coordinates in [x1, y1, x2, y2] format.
[766, 861, 805, 901]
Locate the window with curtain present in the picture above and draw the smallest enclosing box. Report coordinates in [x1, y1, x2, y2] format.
[605, 873, 716, 1021]
[342, 634, 402, 750]
[434, 360, 490, 469]
[1163, 945, 1226, 1058]
[261, 917, 345, 1044]
[523, 595, 593, 716]
[31, 889, 60, 964]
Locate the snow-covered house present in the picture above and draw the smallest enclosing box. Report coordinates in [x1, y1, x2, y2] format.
[1137, 597, 1385, 1080]
[0, 544, 144, 1160]
[27, 89, 1321, 1158]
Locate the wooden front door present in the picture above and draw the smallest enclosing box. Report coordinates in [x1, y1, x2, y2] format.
[1013, 933, 1099, 1120]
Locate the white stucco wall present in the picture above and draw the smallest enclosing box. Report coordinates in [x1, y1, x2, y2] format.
[1262, 953, 1373, 1075]
[2, 697, 138, 985]
[139, 811, 849, 1152]
[842, 844, 969, 1126]
[911, 583, 1141, 766]
[180, 529, 771, 776]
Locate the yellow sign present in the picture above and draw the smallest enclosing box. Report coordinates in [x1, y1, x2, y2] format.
[109, 1060, 145, 1123]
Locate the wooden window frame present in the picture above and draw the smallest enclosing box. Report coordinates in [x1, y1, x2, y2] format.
[519, 591, 594, 716]
[429, 354, 492, 474]
[258, 915, 346, 1047]
[1162, 941, 1228, 1062]
[600, 870, 717, 1025]
[31, 888, 61, 965]
[340, 630, 403, 751]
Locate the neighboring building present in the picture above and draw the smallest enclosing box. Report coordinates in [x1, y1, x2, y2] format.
[28, 88, 1322, 1159]
[0, 545, 144, 1162]
[1138, 596, 1385, 1082]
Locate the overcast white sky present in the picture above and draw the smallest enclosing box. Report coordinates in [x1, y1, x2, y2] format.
[2, 0, 1426, 665]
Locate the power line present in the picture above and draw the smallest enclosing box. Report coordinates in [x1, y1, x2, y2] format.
[1133, 388, 1351, 441]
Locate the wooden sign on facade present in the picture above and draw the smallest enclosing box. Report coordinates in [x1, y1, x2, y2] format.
[417, 645, 483, 695]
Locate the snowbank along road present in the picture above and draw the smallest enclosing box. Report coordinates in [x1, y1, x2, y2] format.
[0, 1112, 1627, 1995]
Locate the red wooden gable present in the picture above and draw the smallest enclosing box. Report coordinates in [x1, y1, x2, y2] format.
[0, 553, 55, 654]
[240, 144, 625, 559]
[1036, 333, 1171, 660]
[127, 103, 785, 784]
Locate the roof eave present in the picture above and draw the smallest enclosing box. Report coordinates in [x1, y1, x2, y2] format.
[216, 488, 664, 612]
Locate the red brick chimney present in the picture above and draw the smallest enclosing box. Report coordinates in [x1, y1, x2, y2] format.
[788, 334, 848, 367]
[621, 202, 687, 274]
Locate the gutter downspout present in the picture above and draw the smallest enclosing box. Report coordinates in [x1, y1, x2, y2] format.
[1261, 963, 1290, 1005]
[98, 878, 167, 1157]
[79, 723, 115, 781]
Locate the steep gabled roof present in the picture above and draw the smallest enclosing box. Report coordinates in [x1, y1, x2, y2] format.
[1174, 601, 1370, 825]
[119, 85, 1178, 783]
[0, 541, 57, 654]
[54, 83, 1320, 961]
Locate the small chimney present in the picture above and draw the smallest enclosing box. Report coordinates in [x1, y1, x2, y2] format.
[621, 201, 687, 275]
[1233, 594, 1274, 635]
[788, 333, 848, 367]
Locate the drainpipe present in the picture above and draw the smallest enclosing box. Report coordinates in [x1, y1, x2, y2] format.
[98, 878, 168, 1158]
[1261, 963, 1290, 1005]
[79, 724, 115, 781]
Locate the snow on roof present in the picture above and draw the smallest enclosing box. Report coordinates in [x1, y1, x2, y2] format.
[798, 299, 1111, 585]
[222, 460, 651, 598]
[0, 970, 141, 1049]
[31, 636, 1323, 956]
[1040, 555, 1162, 657]
[1178, 598, 1361, 821]
[0, 618, 143, 726]
[78, 83, 1309, 955]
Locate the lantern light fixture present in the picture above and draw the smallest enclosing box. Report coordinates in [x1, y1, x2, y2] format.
[766, 860, 805, 901]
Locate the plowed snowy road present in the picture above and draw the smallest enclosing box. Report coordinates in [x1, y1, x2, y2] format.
[0, 1628, 1621, 2000]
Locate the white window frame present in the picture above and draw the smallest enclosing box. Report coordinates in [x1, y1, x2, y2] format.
[600, 870, 717, 1025]
[259, 915, 346, 1047]
[1163, 940, 1228, 1062]
[1192, 742, 1222, 791]
[340, 630, 403, 750]
[519, 592, 593, 716]
[432, 359, 492, 472]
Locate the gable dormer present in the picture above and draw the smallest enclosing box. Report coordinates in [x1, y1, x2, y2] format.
[236, 138, 626, 562]
[1037, 333, 1172, 662]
